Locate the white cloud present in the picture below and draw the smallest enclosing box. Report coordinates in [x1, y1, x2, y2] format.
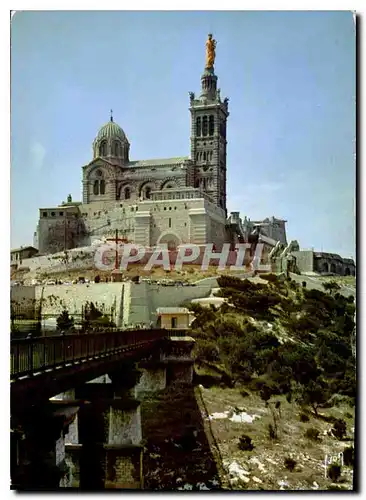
[30, 141, 46, 171]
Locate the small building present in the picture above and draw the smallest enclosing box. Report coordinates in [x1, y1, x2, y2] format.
[156, 307, 195, 330]
[291, 250, 356, 276]
[10, 246, 38, 265]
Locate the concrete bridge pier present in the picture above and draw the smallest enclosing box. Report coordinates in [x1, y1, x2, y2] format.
[103, 365, 143, 489]
[11, 404, 78, 490]
[162, 336, 195, 385]
[72, 363, 144, 489]
[136, 336, 195, 396]
[50, 389, 82, 488]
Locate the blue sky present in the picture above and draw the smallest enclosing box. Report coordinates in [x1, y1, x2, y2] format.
[11, 11, 355, 257]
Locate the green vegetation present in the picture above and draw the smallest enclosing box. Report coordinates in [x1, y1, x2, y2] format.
[82, 301, 116, 331]
[238, 434, 254, 451]
[284, 457, 297, 472]
[327, 464, 341, 482]
[56, 310, 74, 332]
[189, 275, 356, 416]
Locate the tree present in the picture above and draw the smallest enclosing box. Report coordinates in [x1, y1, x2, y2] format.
[322, 281, 341, 295]
[297, 379, 332, 416]
[56, 310, 74, 332]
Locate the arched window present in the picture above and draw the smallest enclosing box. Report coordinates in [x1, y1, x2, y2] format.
[203, 151, 207, 161]
[145, 187, 151, 199]
[93, 180, 99, 195]
[100, 179, 105, 195]
[99, 141, 107, 156]
[124, 187, 130, 200]
[209, 115, 215, 136]
[196, 117, 202, 137]
[113, 141, 119, 156]
[202, 116, 208, 136]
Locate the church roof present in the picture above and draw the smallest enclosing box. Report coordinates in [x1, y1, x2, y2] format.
[128, 156, 189, 168]
[96, 119, 127, 142]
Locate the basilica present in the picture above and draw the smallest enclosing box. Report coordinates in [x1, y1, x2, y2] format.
[35, 35, 287, 255]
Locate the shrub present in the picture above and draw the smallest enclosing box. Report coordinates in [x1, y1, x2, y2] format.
[284, 457, 297, 472]
[305, 427, 320, 441]
[94, 275, 101, 283]
[56, 310, 74, 332]
[332, 419, 347, 440]
[299, 413, 310, 423]
[238, 434, 254, 451]
[327, 464, 341, 482]
[343, 446, 354, 466]
[268, 423, 277, 440]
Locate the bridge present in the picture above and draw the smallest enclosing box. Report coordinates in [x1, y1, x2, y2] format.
[11, 329, 195, 490]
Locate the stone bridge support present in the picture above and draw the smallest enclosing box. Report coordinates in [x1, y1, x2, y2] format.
[136, 336, 195, 396]
[71, 363, 144, 489]
[11, 403, 79, 490]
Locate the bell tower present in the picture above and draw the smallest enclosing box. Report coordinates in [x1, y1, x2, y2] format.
[189, 34, 229, 216]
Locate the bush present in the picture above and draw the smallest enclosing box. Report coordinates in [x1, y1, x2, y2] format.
[56, 310, 74, 332]
[268, 423, 277, 440]
[332, 419, 347, 440]
[94, 275, 101, 283]
[299, 412, 310, 423]
[343, 446, 354, 466]
[305, 427, 320, 441]
[327, 464, 341, 482]
[284, 457, 297, 472]
[238, 434, 254, 451]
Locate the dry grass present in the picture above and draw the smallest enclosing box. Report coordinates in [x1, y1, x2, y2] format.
[198, 386, 354, 491]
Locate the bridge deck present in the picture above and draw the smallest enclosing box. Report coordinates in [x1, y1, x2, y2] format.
[11, 329, 188, 380]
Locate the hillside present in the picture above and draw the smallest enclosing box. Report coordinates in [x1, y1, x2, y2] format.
[188, 274, 356, 491]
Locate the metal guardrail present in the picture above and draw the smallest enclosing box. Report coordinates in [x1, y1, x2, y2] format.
[10, 329, 189, 380]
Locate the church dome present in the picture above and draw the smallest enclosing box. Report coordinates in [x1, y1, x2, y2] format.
[96, 118, 127, 141]
[92, 114, 130, 164]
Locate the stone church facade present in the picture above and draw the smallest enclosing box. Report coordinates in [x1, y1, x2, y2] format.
[35, 36, 286, 256]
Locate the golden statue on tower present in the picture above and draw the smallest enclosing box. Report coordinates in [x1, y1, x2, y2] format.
[205, 33, 216, 70]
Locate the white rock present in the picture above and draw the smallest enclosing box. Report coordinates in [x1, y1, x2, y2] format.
[249, 457, 266, 473]
[208, 411, 230, 420]
[312, 481, 319, 490]
[196, 482, 210, 490]
[227, 461, 250, 482]
[229, 412, 261, 423]
[252, 476, 263, 483]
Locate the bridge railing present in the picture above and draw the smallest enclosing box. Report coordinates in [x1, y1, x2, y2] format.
[10, 329, 187, 380]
